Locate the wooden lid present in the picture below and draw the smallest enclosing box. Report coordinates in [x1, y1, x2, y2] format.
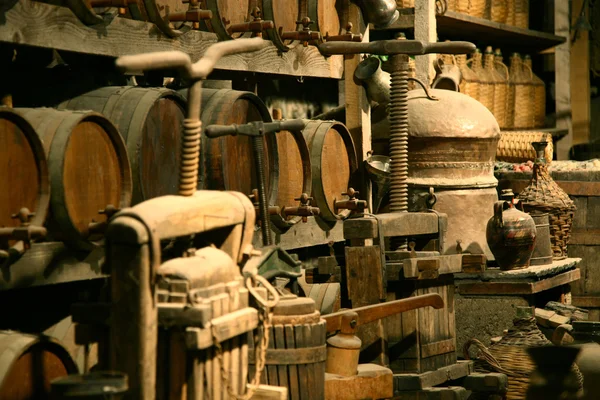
[139, 96, 185, 200]
[0, 110, 49, 229]
[63, 119, 124, 238]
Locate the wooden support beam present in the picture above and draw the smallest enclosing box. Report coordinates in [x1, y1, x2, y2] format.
[343, 212, 441, 240]
[414, 0, 437, 84]
[555, 0, 573, 159]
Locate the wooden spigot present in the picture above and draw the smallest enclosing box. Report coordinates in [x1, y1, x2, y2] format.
[333, 187, 367, 215]
[88, 0, 137, 15]
[279, 17, 321, 47]
[170, 0, 212, 29]
[0, 208, 47, 251]
[325, 23, 363, 42]
[322, 293, 444, 377]
[281, 193, 320, 223]
[88, 204, 121, 235]
[226, 7, 275, 38]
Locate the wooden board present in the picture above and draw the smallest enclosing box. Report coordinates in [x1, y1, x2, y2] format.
[457, 269, 581, 295]
[343, 212, 440, 240]
[454, 258, 581, 282]
[254, 217, 345, 250]
[392, 360, 473, 391]
[0, 0, 343, 79]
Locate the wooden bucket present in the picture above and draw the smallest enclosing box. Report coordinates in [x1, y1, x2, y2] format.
[58, 86, 186, 205]
[2, 108, 131, 250]
[249, 296, 326, 399]
[0, 330, 78, 400]
[271, 109, 312, 231]
[302, 120, 358, 224]
[0, 108, 50, 233]
[197, 89, 278, 205]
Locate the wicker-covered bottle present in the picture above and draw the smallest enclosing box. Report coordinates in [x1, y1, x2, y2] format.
[455, 0, 485, 18]
[484, 47, 508, 128]
[489, 0, 508, 23]
[456, 54, 480, 99]
[513, 0, 529, 29]
[470, 49, 494, 113]
[524, 55, 546, 128]
[507, 53, 532, 129]
[517, 141, 576, 259]
[464, 307, 583, 400]
[493, 49, 510, 129]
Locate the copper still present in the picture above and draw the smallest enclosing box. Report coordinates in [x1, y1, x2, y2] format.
[407, 88, 500, 258]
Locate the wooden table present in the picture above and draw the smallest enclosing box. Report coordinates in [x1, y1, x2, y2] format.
[453, 258, 581, 358]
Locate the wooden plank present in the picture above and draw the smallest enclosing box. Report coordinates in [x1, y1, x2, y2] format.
[572, 295, 600, 308]
[571, 0, 591, 147]
[249, 385, 288, 400]
[403, 255, 462, 279]
[414, 0, 437, 84]
[457, 269, 581, 295]
[343, 1, 371, 202]
[570, 229, 600, 245]
[263, 217, 345, 251]
[343, 212, 440, 240]
[420, 339, 455, 359]
[392, 360, 472, 391]
[295, 324, 309, 400]
[284, 325, 300, 400]
[0, 0, 343, 79]
[273, 326, 287, 393]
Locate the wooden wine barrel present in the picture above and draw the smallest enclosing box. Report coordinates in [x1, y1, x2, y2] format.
[0, 331, 78, 400]
[260, 0, 304, 51]
[302, 120, 358, 223]
[11, 108, 132, 250]
[193, 89, 278, 204]
[249, 296, 326, 398]
[58, 86, 186, 205]
[302, 283, 341, 315]
[202, 0, 253, 40]
[272, 109, 312, 231]
[0, 109, 50, 231]
[309, 0, 341, 38]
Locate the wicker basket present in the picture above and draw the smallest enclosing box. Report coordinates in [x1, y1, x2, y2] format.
[490, 0, 508, 23]
[517, 141, 576, 259]
[464, 315, 584, 400]
[456, 54, 480, 99]
[469, 49, 494, 113]
[506, 0, 516, 25]
[513, 0, 529, 29]
[524, 55, 546, 129]
[493, 49, 510, 128]
[455, 0, 485, 18]
[508, 53, 533, 129]
[496, 131, 553, 164]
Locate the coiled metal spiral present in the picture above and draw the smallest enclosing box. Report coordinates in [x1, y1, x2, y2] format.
[388, 61, 410, 213]
[252, 136, 272, 246]
[179, 118, 202, 197]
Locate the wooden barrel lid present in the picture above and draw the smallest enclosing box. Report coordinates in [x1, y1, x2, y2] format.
[303, 120, 357, 223]
[0, 109, 49, 230]
[17, 108, 132, 250]
[0, 331, 78, 400]
[315, 0, 340, 37]
[199, 89, 278, 205]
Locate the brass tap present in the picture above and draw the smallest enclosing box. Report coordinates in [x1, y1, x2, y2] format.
[0, 208, 47, 251]
[281, 193, 320, 223]
[226, 7, 274, 38]
[325, 23, 363, 42]
[333, 188, 368, 215]
[170, 0, 212, 29]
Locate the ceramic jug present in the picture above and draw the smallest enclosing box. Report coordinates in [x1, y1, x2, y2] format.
[486, 188, 537, 270]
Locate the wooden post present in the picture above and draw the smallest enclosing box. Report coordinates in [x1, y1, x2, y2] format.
[555, 0, 573, 160]
[570, 0, 590, 148]
[414, 0, 437, 85]
[344, 1, 372, 209]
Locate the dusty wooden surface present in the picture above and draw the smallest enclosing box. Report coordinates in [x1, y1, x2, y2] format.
[253, 217, 345, 250]
[325, 363, 393, 400]
[455, 257, 581, 282]
[0, 0, 343, 79]
[392, 360, 473, 391]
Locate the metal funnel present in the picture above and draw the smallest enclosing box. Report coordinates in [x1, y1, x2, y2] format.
[365, 155, 391, 213]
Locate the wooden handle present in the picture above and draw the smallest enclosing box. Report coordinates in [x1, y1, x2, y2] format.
[323, 293, 444, 333]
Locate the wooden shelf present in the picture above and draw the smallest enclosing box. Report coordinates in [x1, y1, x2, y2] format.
[0, 0, 343, 79]
[372, 9, 566, 53]
[253, 217, 345, 251]
[0, 243, 107, 292]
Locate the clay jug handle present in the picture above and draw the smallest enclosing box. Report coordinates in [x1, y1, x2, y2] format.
[493, 201, 505, 227]
[434, 57, 444, 74]
[552, 324, 574, 346]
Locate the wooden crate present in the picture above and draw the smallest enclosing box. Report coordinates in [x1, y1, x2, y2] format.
[386, 274, 457, 374]
[496, 170, 600, 319]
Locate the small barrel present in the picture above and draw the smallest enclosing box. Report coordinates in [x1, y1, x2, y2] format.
[530, 213, 553, 266]
[5, 108, 131, 250]
[196, 89, 278, 204]
[302, 120, 358, 223]
[0, 330, 78, 399]
[0, 108, 50, 231]
[249, 295, 326, 399]
[58, 87, 186, 205]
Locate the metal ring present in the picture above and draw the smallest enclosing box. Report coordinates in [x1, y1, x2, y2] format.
[246, 275, 280, 309]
